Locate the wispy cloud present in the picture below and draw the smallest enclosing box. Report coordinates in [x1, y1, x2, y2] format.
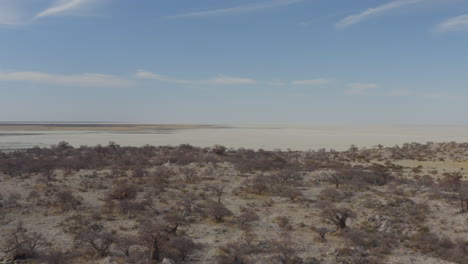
[435, 14, 468, 33]
[0, 71, 132, 87]
[207, 76, 256, 85]
[135, 70, 256, 85]
[345, 82, 378, 94]
[336, 0, 425, 29]
[137, 70, 337, 86]
[167, 0, 303, 19]
[135, 70, 190, 84]
[0, 0, 103, 24]
[35, 0, 99, 18]
[292, 79, 330, 85]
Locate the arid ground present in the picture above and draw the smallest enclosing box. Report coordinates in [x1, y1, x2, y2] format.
[2, 123, 468, 151]
[1, 141, 467, 264]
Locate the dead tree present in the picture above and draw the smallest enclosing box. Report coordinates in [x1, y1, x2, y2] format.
[371, 163, 392, 185]
[115, 235, 137, 257]
[440, 173, 468, 212]
[315, 227, 330, 242]
[2, 222, 46, 261]
[318, 170, 342, 189]
[322, 207, 355, 231]
[205, 201, 233, 222]
[75, 227, 114, 258]
[208, 185, 225, 204]
[139, 220, 168, 263]
[163, 211, 188, 235]
[180, 167, 197, 183]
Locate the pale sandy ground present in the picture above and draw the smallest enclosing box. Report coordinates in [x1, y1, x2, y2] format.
[1, 143, 468, 263]
[1, 162, 467, 263]
[0, 124, 214, 131]
[1, 124, 468, 151]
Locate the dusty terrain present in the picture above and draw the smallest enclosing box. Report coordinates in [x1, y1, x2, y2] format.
[0, 123, 218, 131]
[0, 142, 467, 264]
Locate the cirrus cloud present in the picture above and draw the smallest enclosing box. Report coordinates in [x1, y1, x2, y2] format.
[167, 0, 304, 19]
[35, 0, 100, 18]
[345, 82, 378, 94]
[435, 14, 468, 33]
[0, 71, 133, 87]
[336, 0, 425, 29]
[135, 70, 256, 85]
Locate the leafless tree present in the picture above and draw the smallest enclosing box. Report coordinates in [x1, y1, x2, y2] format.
[115, 235, 137, 257]
[279, 186, 303, 201]
[217, 234, 261, 264]
[40, 160, 56, 186]
[55, 191, 81, 211]
[268, 233, 303, 264]
[321, 206, 355, 231]
[180, 167, 198, 183]
[371, 163, 392, 185]
[2, 222, 46, 261]
[211, 145, 227, 155]
[207, 185, 225, 204]
[315, 227, 330, 242]
[440, 173, 468, 212]
[317, 169, 342, 189]
[163, 211, 189, 235]
[139, 220, 168, 263]
[177, 193, 199, 216]
[205, 201, 233, 222]
[74, 226, 114, 258]
[349, 145, 358, 153]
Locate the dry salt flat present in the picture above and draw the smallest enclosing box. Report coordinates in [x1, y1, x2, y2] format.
[1, 124, 468, 151]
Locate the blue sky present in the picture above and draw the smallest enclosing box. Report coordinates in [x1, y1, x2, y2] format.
[1, 0, 468, 124]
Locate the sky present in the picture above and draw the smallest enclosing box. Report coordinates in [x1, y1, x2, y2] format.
[1, 0, 468, 124]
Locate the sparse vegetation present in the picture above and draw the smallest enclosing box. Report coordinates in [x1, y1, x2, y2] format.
[1, 141, 468, 263]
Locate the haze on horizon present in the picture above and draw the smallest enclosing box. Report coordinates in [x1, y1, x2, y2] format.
[1, 0, 468, 125]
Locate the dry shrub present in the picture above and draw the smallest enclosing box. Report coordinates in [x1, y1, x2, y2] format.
[165, 236, 200, 261]
[108, 184, 137, 200]
[203, 201, 233, 222]
[237, 207, 259, 226]
[41, 250, 68, 264]
[314, 227, 331, 242]
[4, 192, 22, 208]
[408, 231, 468, 264]
[217, 233, 262, 264]
[74, 225, 114, 258]
[55, 191, 81, 211]
[318, 187, 348, 202]
[234, 155, 288, 173]
[275, 216, 293, 230]
[343, 229, 398, 256]
[267, 234, 303, 264]
[320, 204, 355, 231]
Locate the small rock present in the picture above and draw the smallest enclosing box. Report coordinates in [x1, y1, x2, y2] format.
[162, 258, 176, 264]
